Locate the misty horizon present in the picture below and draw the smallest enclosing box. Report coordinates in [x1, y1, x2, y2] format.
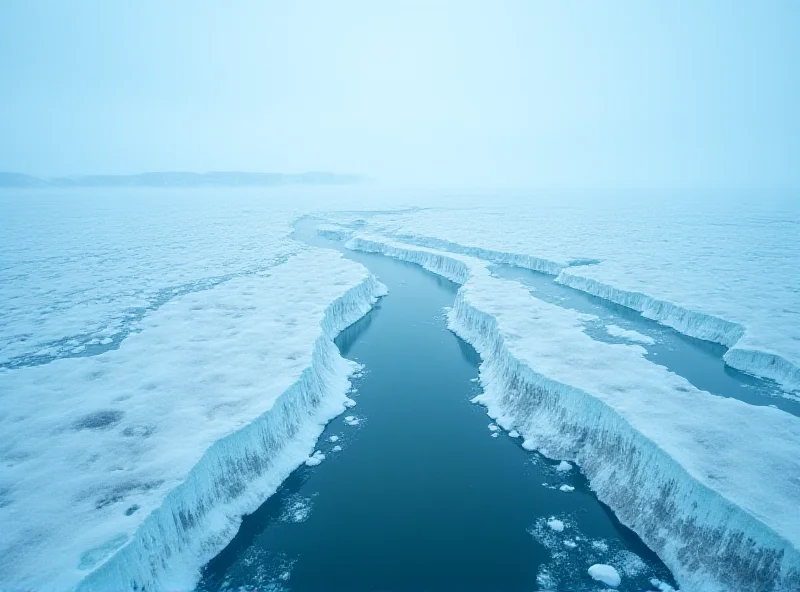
[2, 2, 799, 191]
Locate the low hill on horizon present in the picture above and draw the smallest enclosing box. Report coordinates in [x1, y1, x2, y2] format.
[0, 171, 365, 188]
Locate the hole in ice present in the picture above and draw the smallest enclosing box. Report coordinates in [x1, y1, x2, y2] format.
[72, 409, 124, 430]
[124, 504, 139, 516]
[121, 424, 155, 438]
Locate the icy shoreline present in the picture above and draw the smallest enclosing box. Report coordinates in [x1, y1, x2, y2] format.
[77, 274, 386, 591]
[346, 234, 800, 592]
[362, 213, 800, 392]
[555, 271, 800, 392]
[0, 250, 386, 592]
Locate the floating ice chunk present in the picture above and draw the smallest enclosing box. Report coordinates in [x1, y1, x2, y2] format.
[332, 445, 342, 452]
[488, 424, 500, 432]
[71, 345, 85, 354]
[305, 451, 326, 466]
[605, 324, 656, 345]
[588, 564, 621, 587]
[508, 430, 520, 438]
[343, 415, 361, 426]
[328, 435, 339, 442]
[521, 439, 536, 451]
[555, 460, 572, 472]
[592, 540, 610, 553]
[100, 337, 113, 345]
[344, 398, 356, 408]
[491, 432, 498, 438]
[547, 518, 565, 532]
[563, 539, 577, 548]
[559, 484, 575, 492]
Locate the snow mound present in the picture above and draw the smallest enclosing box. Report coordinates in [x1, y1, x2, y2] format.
[588, 564, 621, 587]
[0, 248, 385, 591]
[346, 235, 800, 592]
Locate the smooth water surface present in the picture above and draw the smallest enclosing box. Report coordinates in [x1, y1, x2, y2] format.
[197, 227, 675, 591]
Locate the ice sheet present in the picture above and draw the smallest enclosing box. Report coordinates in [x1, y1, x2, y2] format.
[0, 248, 384, 591]
[356, 197, 800, 391]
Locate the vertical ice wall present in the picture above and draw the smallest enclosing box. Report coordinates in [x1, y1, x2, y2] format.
[346, 235, 800, 592]
[0, 249, 386, 591]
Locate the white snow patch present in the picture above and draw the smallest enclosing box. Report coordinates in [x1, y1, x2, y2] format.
[508, 430, 520, 438]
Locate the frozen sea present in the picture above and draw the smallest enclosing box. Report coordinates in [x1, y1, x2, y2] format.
[0, 187, 798, 591]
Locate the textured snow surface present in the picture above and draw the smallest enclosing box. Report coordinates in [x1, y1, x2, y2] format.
[0, 192, 303, 369]
[347, 234, 800, 592]
[357, 198, 800, 391]
[0, 247, 385, 591]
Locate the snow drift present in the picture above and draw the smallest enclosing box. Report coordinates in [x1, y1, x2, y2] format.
[346, 234, 800, 592]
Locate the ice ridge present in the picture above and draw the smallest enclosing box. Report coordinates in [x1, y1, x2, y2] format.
[357, 229, 798, 393]
[346, 234, 800, 592]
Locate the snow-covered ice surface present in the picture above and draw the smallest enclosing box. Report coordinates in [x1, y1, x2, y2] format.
[346, 234, 800, 592]
[0, 191, 303, 369]
[356, 196, 800, 393]
[0, 234, 385, 590]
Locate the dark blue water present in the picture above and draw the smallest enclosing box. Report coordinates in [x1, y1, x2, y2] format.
[196, 227, 676, 591]
[491, 265, 800, 417]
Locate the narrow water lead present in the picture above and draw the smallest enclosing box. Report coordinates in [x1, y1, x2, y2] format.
[196, 234, 676, 591]
[491, 265, 800, 416]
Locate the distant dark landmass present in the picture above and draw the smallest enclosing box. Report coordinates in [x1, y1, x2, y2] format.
[0, 171, 365, 188]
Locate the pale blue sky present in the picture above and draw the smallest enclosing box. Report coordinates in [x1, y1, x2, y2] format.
[1, 1, 798, 188]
